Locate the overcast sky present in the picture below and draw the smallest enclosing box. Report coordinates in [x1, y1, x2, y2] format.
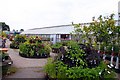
[0, 0, 119, 31]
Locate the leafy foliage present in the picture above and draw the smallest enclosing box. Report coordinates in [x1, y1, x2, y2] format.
[51, 42, 62, 53]
[0, 52, 9, 60]
[0, 31, 7, 38]
[72, 14, 120, 54]
[51, 42, 62, 49]
[44, 14, 117, 79]
[19, 37, 51, 58]
[10, 35, 26, 49]
[44, 40, 115, 79]
[14, 35, 26, 43]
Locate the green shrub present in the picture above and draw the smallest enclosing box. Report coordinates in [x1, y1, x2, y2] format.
[19, 42, 30, 56]
[106, 44, 120, 53]
[19, 38, 51, 58]
[44, 58, 57, 78]
[10, 35, 26, 49]
[44, 43, 52, 55]
[51, 42, 62, 49]
[0, 52, 8, 60]
[14, 35, 26, 43]
[44, 59, 115, 79]
[44, 41, 115, 79]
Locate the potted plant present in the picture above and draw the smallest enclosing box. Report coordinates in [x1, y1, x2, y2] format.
[51, 42, 62, 53]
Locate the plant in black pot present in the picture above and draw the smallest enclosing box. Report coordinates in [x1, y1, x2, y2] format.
[51, 42, 62, 53]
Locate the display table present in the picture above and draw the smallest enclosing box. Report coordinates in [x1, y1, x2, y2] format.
[0, 48, 8, 52]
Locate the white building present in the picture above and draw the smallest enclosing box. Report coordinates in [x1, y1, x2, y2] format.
[21, 25, 75, 44]
[118, 1, 120, 26]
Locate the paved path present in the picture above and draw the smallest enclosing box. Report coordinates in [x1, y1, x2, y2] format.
[4, 39, 57, 78]
[7, 49, 48, 68]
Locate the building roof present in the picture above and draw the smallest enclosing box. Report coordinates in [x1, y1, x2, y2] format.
[21, 25, 75, 35]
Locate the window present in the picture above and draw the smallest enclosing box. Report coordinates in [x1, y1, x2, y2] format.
[56, 34, 59, 39]
[51, 38, 53, 41]
[61, 34, 69, 39]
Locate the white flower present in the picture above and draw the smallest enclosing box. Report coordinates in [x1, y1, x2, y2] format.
[107, 71, 111, 74]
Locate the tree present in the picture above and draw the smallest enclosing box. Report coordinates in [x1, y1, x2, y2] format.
[2, 23, 10, 31]
[12, 29, 15, 32]
[20, 29, 24, 32]
[72, 14, 120, 52]
[71, 14, 120, 72]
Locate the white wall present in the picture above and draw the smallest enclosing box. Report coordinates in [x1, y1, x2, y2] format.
[50, 34, 56, 44]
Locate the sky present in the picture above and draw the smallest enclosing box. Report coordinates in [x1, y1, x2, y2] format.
[0, 0, 120, 31]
